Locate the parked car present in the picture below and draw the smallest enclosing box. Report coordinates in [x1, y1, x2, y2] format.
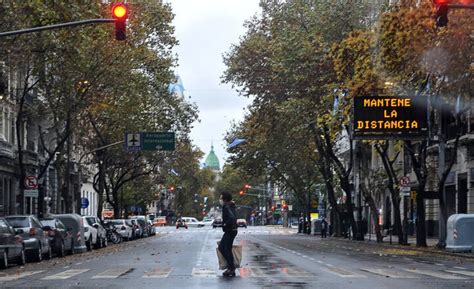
[147, 220, 156, 236]
[51, 214, 87, 254]
[202, 217, 214, 226]
[110, 219, 133, 240]
[5, 215, 52, 262]
[154, 216, 167, 227]
[130, 219, 142, 239]
[237, 219, 248, 228]
[175, 218, 188, 229]
[40, 218, 74, 257]
[212, 218, 223, 229]
[82, 216, 107, 250]
[130, 216, 149, 237]
[0, 218, 26, 268]
[182, 217, 204, 228]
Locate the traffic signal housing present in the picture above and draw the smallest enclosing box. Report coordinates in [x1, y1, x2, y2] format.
[112, 3, 129, 40]
[434, 0, 449, 27]
[239, 190, 245, 197]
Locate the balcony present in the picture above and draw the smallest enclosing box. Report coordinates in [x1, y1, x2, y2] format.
[0, 139, 13, 159]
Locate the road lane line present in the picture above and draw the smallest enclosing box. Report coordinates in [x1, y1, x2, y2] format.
[42, 269, 89, 280]
[92, 268, 133, 279]
[403, 269, 467, 280]
[0, 271, 45, 282]
[360, 268, 419, 279]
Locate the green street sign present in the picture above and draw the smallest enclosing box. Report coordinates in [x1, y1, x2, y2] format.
[142, 132, 175, 151]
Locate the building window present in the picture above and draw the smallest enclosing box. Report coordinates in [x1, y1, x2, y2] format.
[10, 112, 15, 144]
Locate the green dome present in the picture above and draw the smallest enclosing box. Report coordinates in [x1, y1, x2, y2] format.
[204, 145, 220, 171]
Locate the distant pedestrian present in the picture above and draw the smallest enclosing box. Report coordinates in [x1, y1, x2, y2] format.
[321, 218, 328, 238]
[298, 213, 304, 233]
[218, 192, 238, 277]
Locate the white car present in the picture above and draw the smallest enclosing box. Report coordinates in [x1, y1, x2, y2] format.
[202, 218, 214, 226]
[110, 219, 133, 240]
[182, 217, 205, 228]
[82, 216, 107, 250]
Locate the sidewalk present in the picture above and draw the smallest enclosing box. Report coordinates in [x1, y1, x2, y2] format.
[325, 233, 474, 260]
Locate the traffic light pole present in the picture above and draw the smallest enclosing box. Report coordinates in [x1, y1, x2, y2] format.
[0, 19, 115, 38]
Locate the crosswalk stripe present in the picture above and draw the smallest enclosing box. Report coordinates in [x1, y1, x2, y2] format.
[444, 270, 474, 277]
[0, 271, 44, 282]
[403, 269, 467, 280]
[360, 268, 419, 278]
[192, 268, 216, 277]
[143, 267, 173, 278]
[42, 269, 90, 280]
[92, 268, 133, 279]
[323, 266, 366, 278]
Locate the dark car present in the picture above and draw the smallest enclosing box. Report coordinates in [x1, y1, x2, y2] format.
[40, 218, 74, 257]
[130, 216, 149, 237]
[0, 218, 26, 269]
[5, 215, 52, 262]
[212, 218, 223, 229]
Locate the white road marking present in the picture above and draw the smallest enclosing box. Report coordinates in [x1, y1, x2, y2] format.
[403, 269, 467, 280]
[453, 266, 467, 270]
[42, 269, 89, 280]
[0, 271, 44, 282]
[143, 267, 173, 278]
[92, 268, 133, 279]
[360, 268, 419, 278]
[192, 268, 216, 277]
[444, 270, 474, 277]
[323, 266, 366, 278]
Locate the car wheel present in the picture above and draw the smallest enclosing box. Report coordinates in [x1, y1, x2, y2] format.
[34, 245, 43, 262]
[17, 248, 26, 266]
[58, 241, 65, 257]
[69, 240, 75, 255]
[0, 250, 8, 269]
[45, 245, 52, 260]
[86, 239, 92, 251]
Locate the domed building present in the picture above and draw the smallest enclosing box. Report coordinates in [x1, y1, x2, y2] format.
[204, 145, 220, 172]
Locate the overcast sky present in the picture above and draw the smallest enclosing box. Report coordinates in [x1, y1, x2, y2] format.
[168, 0, 261, 167]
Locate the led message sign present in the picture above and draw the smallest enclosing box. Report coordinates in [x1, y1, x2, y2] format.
[353, 96, 428, 139]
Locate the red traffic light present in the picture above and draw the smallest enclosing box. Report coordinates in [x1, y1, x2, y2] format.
[244, 184, 251, 189]
[169, 186, 175, 192]
[112, 3, 128, 41]
[112, 3, 129, 20]
[239, 190, 245, 196]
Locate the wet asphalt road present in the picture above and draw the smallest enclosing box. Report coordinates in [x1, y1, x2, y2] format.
[0, 226, 473, 289]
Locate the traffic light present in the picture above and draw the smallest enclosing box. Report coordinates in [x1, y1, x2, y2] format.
[112, 3, 129, 40]
[244, 184, 251, 190]
[239, 190, 245, 197]
[169, 186, 175, 192]
[434, 0, 449, 27]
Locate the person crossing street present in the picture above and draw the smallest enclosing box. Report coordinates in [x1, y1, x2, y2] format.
[218, 192, 238, 277]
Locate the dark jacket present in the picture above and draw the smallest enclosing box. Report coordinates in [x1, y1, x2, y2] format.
[222, 201, 238, 232]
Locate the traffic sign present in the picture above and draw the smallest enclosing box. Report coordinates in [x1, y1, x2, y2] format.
[24, 176, 38, 189]
[125, 132, 141, 152]
[24, 190, 38, 198]
[142, 132, 175, 151]
[81, 197, 89, 209]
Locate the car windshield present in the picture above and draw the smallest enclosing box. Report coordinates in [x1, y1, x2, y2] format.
[41, 220, 56, 227]
[85, 217, 95, 226]
[111, 220, 124, 225]
[5, 217, 29, 228]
